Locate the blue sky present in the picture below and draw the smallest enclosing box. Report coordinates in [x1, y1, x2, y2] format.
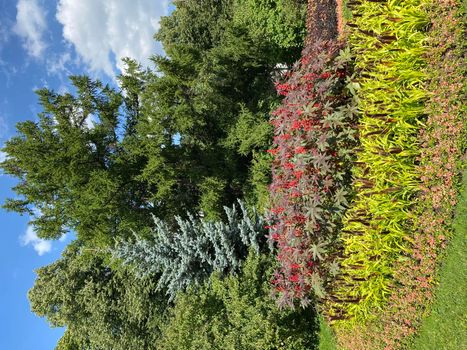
[0, 0, 170, 348]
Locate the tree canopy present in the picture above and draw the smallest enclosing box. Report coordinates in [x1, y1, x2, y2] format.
[1, 0, 307, 245]
[28, 243, 168, 350]
[156, 252, 319, 350]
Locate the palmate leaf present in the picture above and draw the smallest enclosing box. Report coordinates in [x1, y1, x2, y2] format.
[309, 241, 328, 261]
[309, 273, 326, 298]
[304, 200, 323, 224]
[341, 101, 359, 117]
[312, 152, 332, 172]
[303, 100, 319, 115]
[316, 133, 330, 152]
[328, 260, 340, 277]
[322, 111, 345, 129]
[334, 188, 349, 209]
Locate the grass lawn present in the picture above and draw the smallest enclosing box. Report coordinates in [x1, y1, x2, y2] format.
[318, 316, 338, 350]
[410, 169, 467, 349]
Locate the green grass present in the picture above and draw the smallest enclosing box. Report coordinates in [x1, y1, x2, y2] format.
[342, 0, 352, 21]
[410, 169, 467, 350]
[318, 317, 338, 350]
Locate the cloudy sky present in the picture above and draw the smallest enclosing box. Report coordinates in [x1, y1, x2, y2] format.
[0, 0, 170, 348]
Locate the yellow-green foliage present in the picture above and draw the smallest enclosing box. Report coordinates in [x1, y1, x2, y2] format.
[326, 0, 429, 324]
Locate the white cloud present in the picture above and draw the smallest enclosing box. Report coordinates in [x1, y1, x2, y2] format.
[13, 0, 48, 58]
[0, 22, 10, 46]
[20, 225, 52, 256]
[0, 150, 6, 162]
[0, 114, 7, 138]
[46, 51, 72, 77]
[56, 0, 169, 78]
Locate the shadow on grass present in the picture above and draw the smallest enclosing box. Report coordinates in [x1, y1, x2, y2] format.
[410, 169, 467, 349]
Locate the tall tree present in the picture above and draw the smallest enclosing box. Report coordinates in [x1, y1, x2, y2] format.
[138, 0, 307, 218]
[1, 0, 308, 243]
[156, 252, 319, 350]
[28, 242, 167, 350]
[0, 76, 153, 245]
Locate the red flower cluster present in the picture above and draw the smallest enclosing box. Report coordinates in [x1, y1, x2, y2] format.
[266, 40, 358, 308]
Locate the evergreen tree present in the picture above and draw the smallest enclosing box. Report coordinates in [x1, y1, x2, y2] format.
[28, 242, 167, 350]
[0, 76, 154, 245]
[1, 0, 307, 242]
[156, 252, 319, 350]
[232, 0, 308, 59]
[113, 200, 268, 299]
[137, 0, 307, 217]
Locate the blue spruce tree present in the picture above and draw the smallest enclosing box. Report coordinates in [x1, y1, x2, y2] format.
[113, 200, 268, 299]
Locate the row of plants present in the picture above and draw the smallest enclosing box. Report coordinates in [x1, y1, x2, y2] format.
[266, 40, 358, 308]
[323, 0, 431, 327]
[333, 0, 466, 348]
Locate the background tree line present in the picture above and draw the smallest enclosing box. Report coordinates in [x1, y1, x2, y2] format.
[1, 1, 316, 349]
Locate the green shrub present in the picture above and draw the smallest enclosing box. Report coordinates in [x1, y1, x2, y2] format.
[157, 252, 319, 350]
[29, 243, 167, 350]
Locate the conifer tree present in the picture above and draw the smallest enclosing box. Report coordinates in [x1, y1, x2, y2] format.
[113, 201, 268, 299]
[28, 242, 167, 350]
[156, 251, 319, 350]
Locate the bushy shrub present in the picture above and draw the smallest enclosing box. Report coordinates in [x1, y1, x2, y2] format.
[267, 41, 358, 308]
[113, 200, 267, 299]
[156, 251, 319, 350]
[233, 0, 308, 52]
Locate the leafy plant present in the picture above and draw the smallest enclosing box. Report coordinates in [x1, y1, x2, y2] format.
[267, 41, 358, 308]
[324, 0, 431, 331]
[156, 251, 320, 350]
[28, 242, 168, 350]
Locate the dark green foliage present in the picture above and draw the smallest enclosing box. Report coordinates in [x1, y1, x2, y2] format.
[1, 76, 152, 245]
[1, 0, 307, 244]
[28, 242, 167, 350]
[113, 201, 267, 299]
[157, 0, 233, 52]
[232, 0, 308, 59]
[224, 104, 274, 210]
[142, 0, 307, 217]
[156, 252, 319, 350]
